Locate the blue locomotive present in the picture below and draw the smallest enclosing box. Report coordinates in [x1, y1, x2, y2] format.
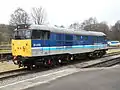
[12, 24, 108, 68]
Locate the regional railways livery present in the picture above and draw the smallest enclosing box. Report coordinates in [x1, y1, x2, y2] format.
[12, 24, 108, 69]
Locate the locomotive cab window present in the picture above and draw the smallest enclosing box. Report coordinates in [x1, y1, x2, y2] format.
[13, 29, 31, 39]
[32, 30, 50, 40]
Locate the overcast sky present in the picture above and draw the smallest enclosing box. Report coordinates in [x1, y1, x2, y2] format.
[0, 0, 120, 26]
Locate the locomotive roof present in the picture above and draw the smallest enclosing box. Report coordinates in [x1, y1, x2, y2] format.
[29, 25, 106, 36]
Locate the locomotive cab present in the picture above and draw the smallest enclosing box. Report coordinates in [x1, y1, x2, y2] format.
[12, 24, 51, 68]
[12, 28, 32, 57]
[12, 24, 50, 57]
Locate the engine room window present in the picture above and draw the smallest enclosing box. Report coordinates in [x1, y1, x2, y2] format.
[93, 37, 97, 41]
[99, 36, 103, 41]
[65, 34, 73, 40]
[84, 36, 88, 40]
[56, 34, 63, 40]
[76, 35, 80, 40]
[104, 36, 107, 41]
[32, 30, 50, 40]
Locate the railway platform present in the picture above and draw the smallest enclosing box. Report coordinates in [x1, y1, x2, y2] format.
[25, 65, 120, 90]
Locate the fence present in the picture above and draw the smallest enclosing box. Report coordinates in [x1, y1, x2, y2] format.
[0, 45, 11, 61]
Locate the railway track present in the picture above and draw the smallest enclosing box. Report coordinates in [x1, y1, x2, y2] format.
[82, 57, 120, 68]
[0, 69, 29, 81]
[0, 67, 53, 81]
[0, 52, 120, 82]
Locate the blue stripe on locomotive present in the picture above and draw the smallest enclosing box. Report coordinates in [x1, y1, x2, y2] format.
[31, 32, 107, 50]
[32, 45, 106, 51]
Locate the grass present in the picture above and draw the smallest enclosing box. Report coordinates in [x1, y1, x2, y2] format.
[0, 42, 11, 45]
[0, 61, 20, 73]
[0, 50, 11, 53]
[107, 49, 120, 54]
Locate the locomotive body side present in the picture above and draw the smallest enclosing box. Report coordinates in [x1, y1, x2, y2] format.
[31, 33, 107, 56]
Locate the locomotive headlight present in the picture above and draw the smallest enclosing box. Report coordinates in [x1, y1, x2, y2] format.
[17, 26, 20, 29]
[25, 25, 27, 27]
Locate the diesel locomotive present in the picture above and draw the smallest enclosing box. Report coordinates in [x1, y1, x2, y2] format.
[12, 24, 108, 69]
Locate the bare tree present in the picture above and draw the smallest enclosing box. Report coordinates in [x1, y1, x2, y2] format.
[9, 8, 30, 26]
[69, 22, 81, 30]
[0, 24, 15, 43]
[97, 22, 109, 34]
[31, 7, 46, 25]
[60, 25, 65, 28]
[111, 20, 120, 40]
[81, 17, 98, 31]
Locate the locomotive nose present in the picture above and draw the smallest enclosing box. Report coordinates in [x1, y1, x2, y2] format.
[12, 40, 32, 57]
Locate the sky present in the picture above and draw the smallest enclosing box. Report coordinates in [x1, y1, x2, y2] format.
[0, 0, 120, 26]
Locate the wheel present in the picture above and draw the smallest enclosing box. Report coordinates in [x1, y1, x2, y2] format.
[27, 65, 33, 70]
[98, 51, 103, 58]
[88, 53, 94, 59]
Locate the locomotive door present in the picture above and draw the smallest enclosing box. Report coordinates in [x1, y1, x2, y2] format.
[93, 36, 98, 50]
[42, 40, 50, 55]
[42, 31, 50, 55]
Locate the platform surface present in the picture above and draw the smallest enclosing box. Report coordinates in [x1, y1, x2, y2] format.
[25, 65, 120, 90]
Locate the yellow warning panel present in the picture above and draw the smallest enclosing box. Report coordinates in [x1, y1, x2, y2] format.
[12, 40, 31, 57]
